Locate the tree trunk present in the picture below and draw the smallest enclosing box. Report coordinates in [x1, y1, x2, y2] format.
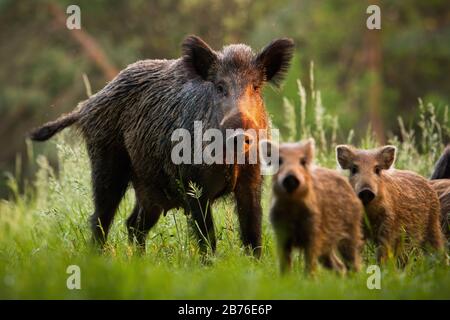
[47, 1, 118, 80]
[364, 0, 385, 143]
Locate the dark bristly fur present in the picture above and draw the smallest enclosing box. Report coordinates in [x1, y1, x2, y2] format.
[29, 35, 295, 256]
[255, 38, 294, 87]
[29, 112, 80, 141]
[430, 145, 450, 239]
[431, 145, 450, 180]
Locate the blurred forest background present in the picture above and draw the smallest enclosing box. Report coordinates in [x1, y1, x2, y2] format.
[0, 0, 449, 197]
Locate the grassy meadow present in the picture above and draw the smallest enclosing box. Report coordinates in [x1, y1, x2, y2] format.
[0, 77, 449, 300]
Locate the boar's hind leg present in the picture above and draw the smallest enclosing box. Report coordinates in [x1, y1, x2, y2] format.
[89, 147, 131, 247]
[188, 198, 216, 254]
[126, 202, 162, 250]
[234, 168, 262, 257]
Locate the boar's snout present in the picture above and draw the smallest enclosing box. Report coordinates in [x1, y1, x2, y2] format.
[220, 108, 258, 131]
[282, 174, 300, 193]
[221, 113, 244, 130]
[225, 131, 253, 155]
[358, 188, 375, 205]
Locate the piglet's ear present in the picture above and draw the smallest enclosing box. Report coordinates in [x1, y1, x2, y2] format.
[302, 138, 315, 165]
[255, 38, 295, 87]
[182, 35, 218, 80]
[336, 145, 355, 170]
[378, 145, 396, 169]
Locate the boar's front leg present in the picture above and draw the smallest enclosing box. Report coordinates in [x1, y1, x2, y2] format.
[188, 197, 217, 254]
[126, 202, 162, 250]
[126, 181, 164, 251]
[234, 166, 262, 257]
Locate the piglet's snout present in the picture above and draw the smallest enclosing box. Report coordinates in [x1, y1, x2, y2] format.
[282, 174, 300, 193]
[358, 189, 375, 205]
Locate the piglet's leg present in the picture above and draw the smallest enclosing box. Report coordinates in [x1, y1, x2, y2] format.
[277, 237, 293, 274]
[322, 250, 347, 275]
[304, 231, 321, 275]
[376, 226, 395, 264]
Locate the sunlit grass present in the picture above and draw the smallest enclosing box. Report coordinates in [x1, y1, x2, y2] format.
[0, 72, 449, 299]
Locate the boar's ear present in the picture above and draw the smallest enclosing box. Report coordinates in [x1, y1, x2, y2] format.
[255, 38, 295, 87]
[259, 139, 279, 165]
[378, 145, 396, 169]
[182, 35, 218, 80]
[336, 145, 355, 170]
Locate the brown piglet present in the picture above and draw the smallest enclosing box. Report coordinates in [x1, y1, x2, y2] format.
[336, 145, 445, 263]
[261, 139, 363, 274]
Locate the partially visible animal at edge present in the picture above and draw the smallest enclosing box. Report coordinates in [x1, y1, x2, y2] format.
[430, 145, 450, 239]
[29, 35, 295, 257]
[336, 145, 445, 264]
[262, 139, 363, 274]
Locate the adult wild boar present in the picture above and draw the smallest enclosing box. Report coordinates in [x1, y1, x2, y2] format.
[430, 145, 450, 238]
[30, 35, 295, 256]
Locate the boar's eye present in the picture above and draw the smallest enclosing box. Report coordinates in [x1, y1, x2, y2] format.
[216, 83, 228, 96]
[350, 165, 358, 175]
[300, 158, 307, 166]
[278, 157, 283, 166]
[375, 166, 381, 175]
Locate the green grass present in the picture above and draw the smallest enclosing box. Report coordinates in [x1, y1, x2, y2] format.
[0, 77, 449, 299]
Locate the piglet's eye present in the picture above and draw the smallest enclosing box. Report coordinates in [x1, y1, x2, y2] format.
[350, 165, 358, 175]
[375, 166, 381, 175]
[253, 84, 260, 92]
[300, 158, 307, 166]
[278, 157, 283, 166]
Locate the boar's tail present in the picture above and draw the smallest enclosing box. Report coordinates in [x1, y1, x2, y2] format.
[29, 111, 81, 142]
[431, 145, 450, 180]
